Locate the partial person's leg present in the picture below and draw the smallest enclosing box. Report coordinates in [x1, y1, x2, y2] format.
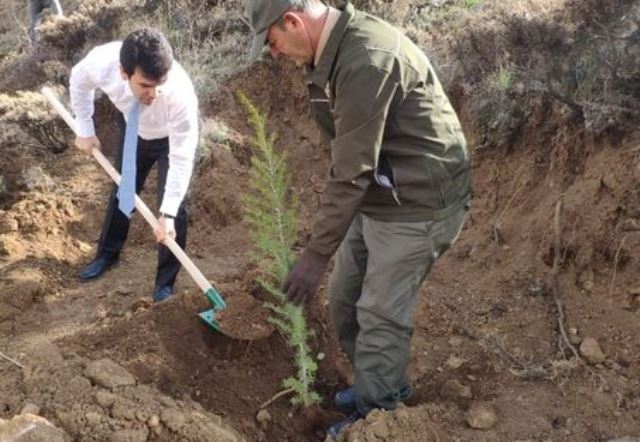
[27, 0, 44, 46]
[96, 114, 155, 259]
[154, 139, 188, 290]
[46, 0, 63, 15]
[353, 208, 467, 416]
[328, 213, 367, 364]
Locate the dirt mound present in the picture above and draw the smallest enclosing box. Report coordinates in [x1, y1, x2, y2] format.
[339, 406, 450, 442]
[216, 292, 274, 340]
[2, 339, 242, 441]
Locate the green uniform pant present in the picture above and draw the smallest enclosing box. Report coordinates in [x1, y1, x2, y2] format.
[329, 207, 467, 415]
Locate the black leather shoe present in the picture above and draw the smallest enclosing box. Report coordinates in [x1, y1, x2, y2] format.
[153, 285, 173, 303]
[79, 256, 118, 280]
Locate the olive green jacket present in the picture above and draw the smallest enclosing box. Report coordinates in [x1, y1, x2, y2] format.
[306, 3, 471, 256]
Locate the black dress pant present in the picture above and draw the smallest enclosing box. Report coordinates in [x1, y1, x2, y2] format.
[96, 112, 188, 289]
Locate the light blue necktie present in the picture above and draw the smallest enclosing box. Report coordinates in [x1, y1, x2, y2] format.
[117, 100, 140, 218]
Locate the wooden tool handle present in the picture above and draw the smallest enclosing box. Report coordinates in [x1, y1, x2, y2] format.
[42, 87, 213, 294]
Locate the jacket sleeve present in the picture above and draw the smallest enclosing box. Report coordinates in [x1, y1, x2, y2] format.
[307, 65, 400, 256]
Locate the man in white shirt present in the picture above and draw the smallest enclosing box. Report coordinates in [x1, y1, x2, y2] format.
[69, 28, 199, 302]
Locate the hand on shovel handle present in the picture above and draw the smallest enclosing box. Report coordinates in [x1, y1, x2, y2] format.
[75, 136, 101, 154]
[154, 215, 176, 244]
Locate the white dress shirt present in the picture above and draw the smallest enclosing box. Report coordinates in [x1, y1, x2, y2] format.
[69, 41, 199, 217]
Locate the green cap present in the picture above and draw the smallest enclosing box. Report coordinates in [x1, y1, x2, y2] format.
[247, 0, 293, 60]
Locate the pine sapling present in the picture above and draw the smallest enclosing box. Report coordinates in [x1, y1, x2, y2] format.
[237, 91, 320, 407]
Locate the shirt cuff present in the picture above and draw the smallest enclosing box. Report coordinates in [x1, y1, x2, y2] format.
[75, 118, 96, 138]
[159, 198, 180, 218]
[164, 217, 175, 233]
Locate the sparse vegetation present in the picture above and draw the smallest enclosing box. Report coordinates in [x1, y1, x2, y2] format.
[195, 118, 231, 172]
[237, 91, 319, 407]
[406, 0, 484, 31]
[20, 166, 55, 191]
[446, 0, 640, 149]
[126, 0, 250, 102]
[0, 0, 26, 58]
[459, 0, 482, 9]
[490, 63, 515, 92]
[0, 90, 69, 153]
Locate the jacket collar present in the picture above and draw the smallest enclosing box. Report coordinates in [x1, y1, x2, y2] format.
[307, 2, 355, 88]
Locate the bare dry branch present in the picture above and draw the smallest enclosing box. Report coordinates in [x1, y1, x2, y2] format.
[551, 201, 581, 360]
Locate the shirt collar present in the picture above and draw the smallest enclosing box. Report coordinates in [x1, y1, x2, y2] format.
[307, 2, 355, 88]
[313, 7, 342, 67]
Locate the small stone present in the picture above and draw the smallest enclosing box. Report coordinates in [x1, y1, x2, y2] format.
[446, 355, 465, 369]
[85, 412, 101, 427]
[317, 352, 325, 361]
[256, 409, 271, 431]
[76, 240, 93, 253]
[85, 359, 136, 389]
[93, 304, 109, 320]
[111, 400, 136, 421]
[135, 410, 147, 422]
[160, 408, 186, 432]
[159, 396, 176, 408]
[448, 336, 464, 347]
[580, 337, 606, 365]
[569, 327, 578, 335]
[569, 335, 582, 346]
[113, 286, 132, 296]
[441, 379, 473, 399]
[0, 217, 19, 234]
[95, 391, 118, 408]
[582, 280, 595, 291]
[129, 298, 151, 312]
[20, 403, 40, 415]
[370, 419, 390, 439]
[0, 414, 68, 441]
[147, 415, 160, 428]
[466, 402, 497, 430]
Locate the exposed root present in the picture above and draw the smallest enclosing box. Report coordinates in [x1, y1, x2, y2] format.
[551, 200, 581, 360]
[259, 387, 295, 409]
[609, 235, 626, 297]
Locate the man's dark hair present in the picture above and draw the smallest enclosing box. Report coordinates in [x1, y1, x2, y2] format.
[120, 28, 173, 80]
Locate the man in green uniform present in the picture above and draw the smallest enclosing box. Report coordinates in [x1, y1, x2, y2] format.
[246, 0, 471, 437]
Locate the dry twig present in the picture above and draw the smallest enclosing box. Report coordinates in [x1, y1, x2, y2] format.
[609, 235, 626, 297]
[492, 173, 528, 244]
[0, 350, 25, 369]
[551, 201, 581, 360]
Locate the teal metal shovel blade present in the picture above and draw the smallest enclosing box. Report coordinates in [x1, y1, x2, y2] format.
[199, 287, 227, 331]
